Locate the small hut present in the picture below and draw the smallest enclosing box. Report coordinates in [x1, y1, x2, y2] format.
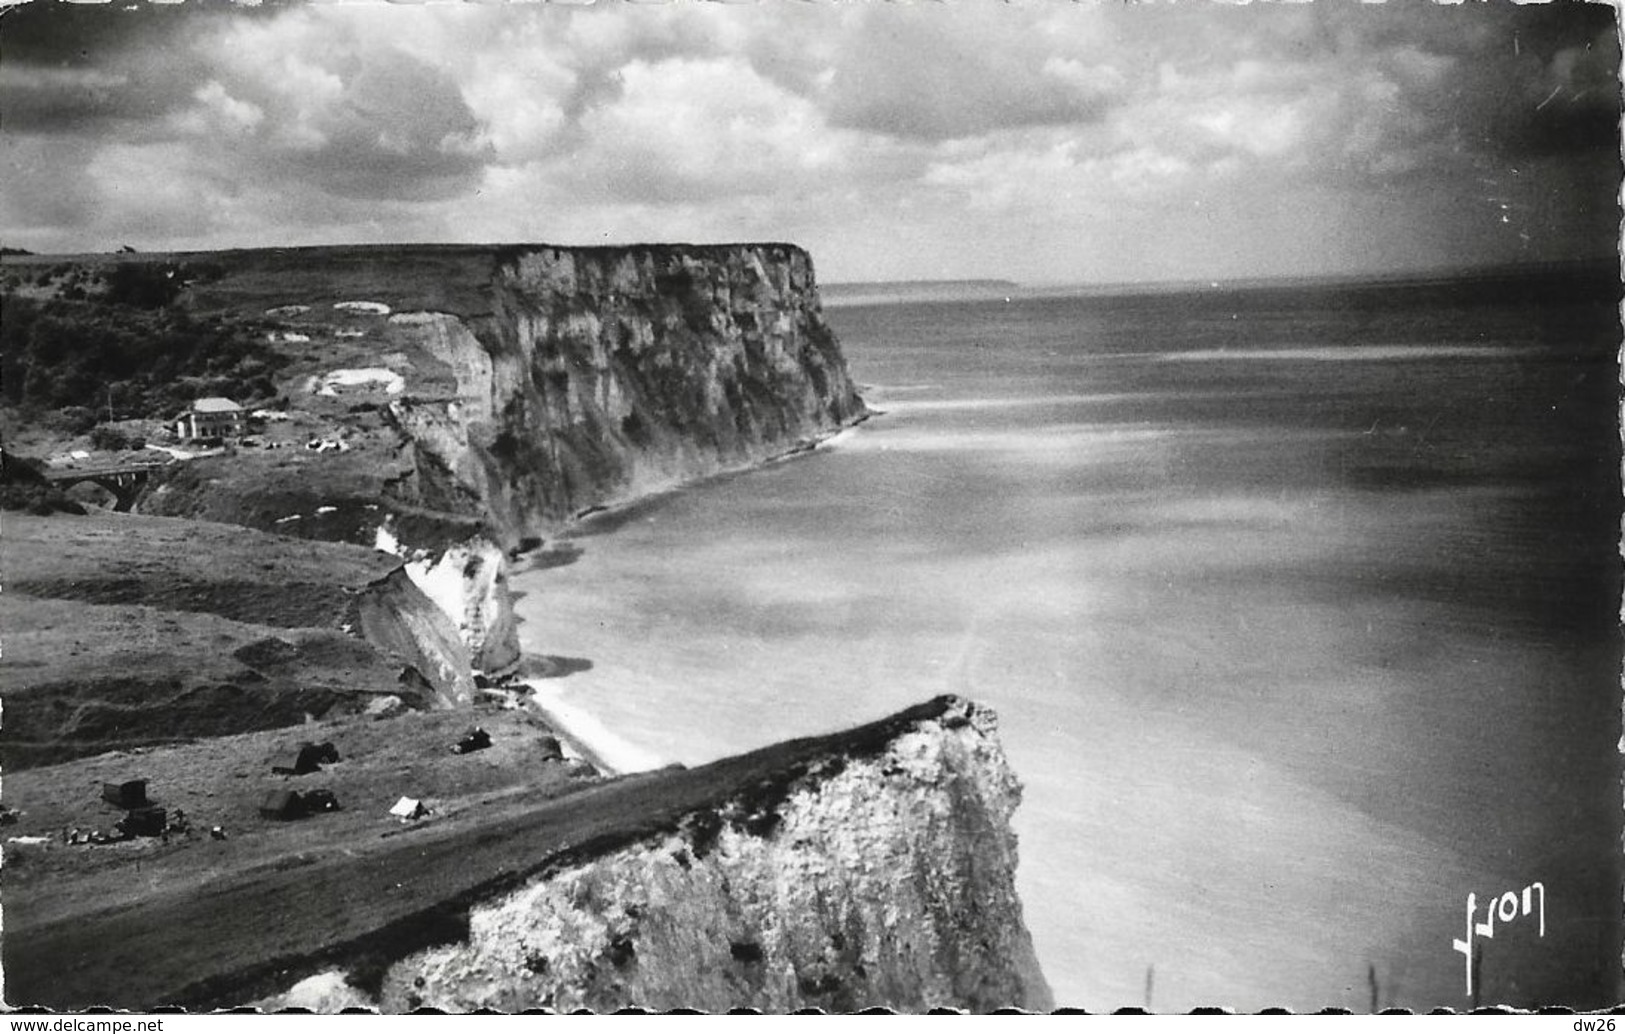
[271, 742, 337, 777]
[451, 728, 492, 755]
[259, 789, 306, 821]
[101, 779, 149, 809]
[116, 806, 167, 838]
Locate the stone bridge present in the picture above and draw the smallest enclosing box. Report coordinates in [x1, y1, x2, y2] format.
[43, 463, 166, 512]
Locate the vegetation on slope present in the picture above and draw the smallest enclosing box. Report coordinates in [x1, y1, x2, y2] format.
[0, 449, 85, 515]
[1, 262, 285, 428]
[0, 511, 433, 770]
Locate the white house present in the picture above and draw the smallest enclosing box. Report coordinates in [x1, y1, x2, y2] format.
[174, 397, 246, 440]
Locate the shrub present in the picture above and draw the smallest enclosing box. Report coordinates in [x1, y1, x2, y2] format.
[0, 451, 83, 515]
[88, 426, 132, 451]
[1, 294, 287, 420]
[52, 407, 98, 435]
[103, 263, 182, 309]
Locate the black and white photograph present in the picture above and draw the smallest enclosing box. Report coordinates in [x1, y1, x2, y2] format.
[0, 0, 1620, 1015]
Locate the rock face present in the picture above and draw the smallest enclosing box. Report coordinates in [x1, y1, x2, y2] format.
[260, 697, 1051, 1013]
[385, 244, 868, 541]
[392, 533, 520, 677]
[135, 242, 866, 689]
[0, 511, 457, 769]
[352, 567, 477, 706]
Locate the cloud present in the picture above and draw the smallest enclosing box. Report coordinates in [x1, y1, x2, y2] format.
[1496, 26, 1622, 158]
[0, 1, 1616, 280]
[176, 11, 491, 202]
[0, 1, 272, 137]
[816, 4, 1127, 141]
[564, 55, 848, 204]
[0, 133, 105, 237]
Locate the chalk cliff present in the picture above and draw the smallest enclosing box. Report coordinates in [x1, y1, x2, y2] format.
[384, 244, 868, 541]
[256, 696, 1052, 1013]
[5, 248, 1054, 1013]
[352, 566, 477, 706]
[138, 242, 867, 681]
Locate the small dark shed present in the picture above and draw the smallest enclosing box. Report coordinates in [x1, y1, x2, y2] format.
[259, 789, 306, 820]
[270, 754, 314, 777]
[272, 742, 337, 776]
[102, 780, 149, 809]
[452, 728, 492, 755]
[116, 806, 167, 837]
[536, 735, 564, 762]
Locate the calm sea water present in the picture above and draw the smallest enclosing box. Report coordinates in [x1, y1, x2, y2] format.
[514, 271, 1622, 1011]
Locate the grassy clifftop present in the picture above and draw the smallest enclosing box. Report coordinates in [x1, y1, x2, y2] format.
[0, 511, 442, 769]
[5, 697, 1047, 1013]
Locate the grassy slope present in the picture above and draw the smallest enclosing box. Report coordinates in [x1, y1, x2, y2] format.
[0, 512, 423, 768]
[3, 246, 501, 319]
[0, 245, 917, 1011]
[4, 242, 820, 319]
[3, 697, 960, 1011]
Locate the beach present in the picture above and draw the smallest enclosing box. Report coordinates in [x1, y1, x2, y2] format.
[521, 679, 658, 777]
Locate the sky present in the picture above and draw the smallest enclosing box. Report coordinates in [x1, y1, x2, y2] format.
[1, 0, 1620, 285]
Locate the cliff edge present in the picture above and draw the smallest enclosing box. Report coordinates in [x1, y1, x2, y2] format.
[388, 243, 869, 540]
[5, 697, 1050, 1012]
[135, 242, 867, 550]
[368, 695, 1052, 1013]
[125, 242, 867, 679]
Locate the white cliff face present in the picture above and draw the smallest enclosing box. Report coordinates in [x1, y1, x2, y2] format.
[383, 244, 867, 541]
[388, 311, 506, 425]
[401, 537, 520, 676]
[349, 698, 1052, 1013]
[352, 567, 476, 707]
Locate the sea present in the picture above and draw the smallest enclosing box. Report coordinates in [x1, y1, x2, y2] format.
[512, 266, 1623, 1012]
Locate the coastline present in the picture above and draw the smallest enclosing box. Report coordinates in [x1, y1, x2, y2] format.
[520, 681, 668, 777]
[564, 412, 872, 535]
[509, 410, 874, 780]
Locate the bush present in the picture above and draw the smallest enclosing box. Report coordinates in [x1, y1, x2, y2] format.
[0, 451, 84, 515]
[52, 407, 98, 435]
[1, 294, 286, 420]
[88, 425, 132, 451]
[0, 480, 86, 515]
[103, 263, 182, 309]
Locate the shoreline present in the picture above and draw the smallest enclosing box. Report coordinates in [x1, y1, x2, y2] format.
[520, 680, 668, 778]
[511, 410, 876, 777]
[563, 410, 873, 537]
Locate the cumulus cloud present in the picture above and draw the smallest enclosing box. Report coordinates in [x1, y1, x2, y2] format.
[0, 0, 1616, 280]
[816, 3, 1128, 140]
[179, 11, 492, 202]
[564, 55, 849, 204]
